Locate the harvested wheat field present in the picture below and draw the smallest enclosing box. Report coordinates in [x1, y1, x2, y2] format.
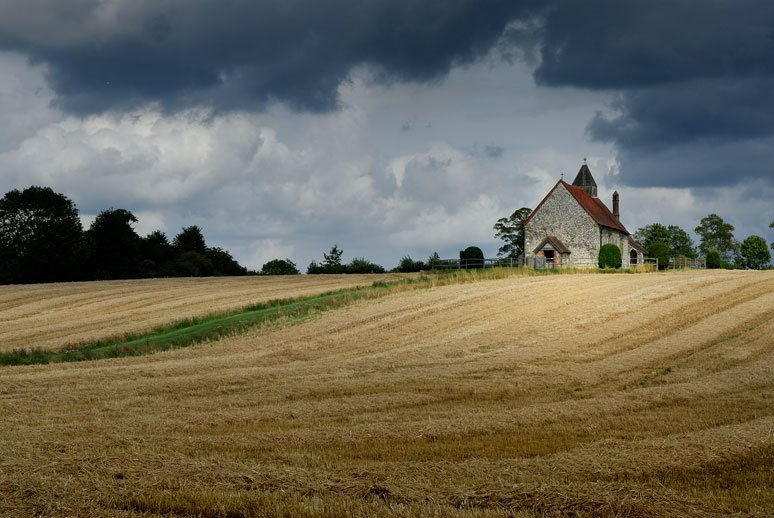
[1, 269, 773, 517]
[0, 273, 412, 353]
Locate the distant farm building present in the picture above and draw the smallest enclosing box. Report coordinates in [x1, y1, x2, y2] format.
[523, 164, 646, 268]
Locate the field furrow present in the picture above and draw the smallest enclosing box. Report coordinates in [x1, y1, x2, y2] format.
[0, 274, 412, 352]
[0, 269, 772, 516]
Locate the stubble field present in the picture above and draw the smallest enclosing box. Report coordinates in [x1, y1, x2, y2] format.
[0, 273, 413, 353]
[1, 269, 772, 516]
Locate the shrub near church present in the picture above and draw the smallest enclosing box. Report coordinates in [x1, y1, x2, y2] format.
[598, 243, 622, 269]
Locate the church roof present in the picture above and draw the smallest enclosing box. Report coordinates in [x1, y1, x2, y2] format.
[522, 179, 630, 234]
[562, 181, 629, 233]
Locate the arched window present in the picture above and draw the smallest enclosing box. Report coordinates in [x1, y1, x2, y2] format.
[630, 249, 638, 265]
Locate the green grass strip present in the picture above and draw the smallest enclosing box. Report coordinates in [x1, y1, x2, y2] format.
[0, 279, 409, 367]
[0, 266, 653, 367]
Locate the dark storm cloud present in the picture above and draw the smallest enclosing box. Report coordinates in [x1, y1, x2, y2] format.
[0, 0, 539, 114]
[531, 0, 774, 187]
[587, 77, 774, 151]
[4, 1, 773, 191]
[534, 1, 774, 89]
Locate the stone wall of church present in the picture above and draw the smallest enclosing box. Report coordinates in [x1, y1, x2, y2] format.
[601, 228, 644, 266]
[601, 227, 626, 265]
[524, 184, 600, 267]
[601, 227, 629, 266]
[602, 228, 649, 267]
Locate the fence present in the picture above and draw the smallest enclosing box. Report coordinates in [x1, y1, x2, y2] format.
[641, 257, 707, 270]
[667, 257, 706, 269]
[430, 257, 519, 270]
[430, 256, 693, 270]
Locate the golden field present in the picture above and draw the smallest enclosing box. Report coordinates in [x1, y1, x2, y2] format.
[0, 269, 772, 516]
[0, 274, 413, 352]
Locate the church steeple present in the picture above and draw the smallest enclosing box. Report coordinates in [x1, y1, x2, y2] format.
[572, 162, 597, 197]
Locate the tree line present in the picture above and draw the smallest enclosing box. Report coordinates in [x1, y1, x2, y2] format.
[0, 186, 247, 284]
[4, 185, 769, 285]
[0, 186, 437, 284]
[634, 214, 771, 269]
[492, 208, 772, 270]
[305, 244, 442, 274]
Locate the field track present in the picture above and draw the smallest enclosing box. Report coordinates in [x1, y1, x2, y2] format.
[0, 270, 772, 516]
[0, 273, 412, 352]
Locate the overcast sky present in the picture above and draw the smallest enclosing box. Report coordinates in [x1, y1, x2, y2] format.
[1, 0, 772, 269]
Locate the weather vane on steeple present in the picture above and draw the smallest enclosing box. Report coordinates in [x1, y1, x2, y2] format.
[583, 157, 587, 164]
[560, 173, 564, 180]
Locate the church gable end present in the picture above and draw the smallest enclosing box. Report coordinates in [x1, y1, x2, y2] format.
[524, 181, 600, 266]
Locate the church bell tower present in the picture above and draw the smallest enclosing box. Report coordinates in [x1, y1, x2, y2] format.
[571, 162, 597, 197]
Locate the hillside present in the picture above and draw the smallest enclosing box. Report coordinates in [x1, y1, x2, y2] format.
[0, 273, 413, 353]
[1, 270, 772, 516]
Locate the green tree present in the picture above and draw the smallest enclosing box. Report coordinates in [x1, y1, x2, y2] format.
[427, 251, 441, 268]
[598, 243, 622, 269]
[141, 230, 175, 277]
[207, 247, 247, 276]
[0, 186, 88, 283]
[739, 235, 771, 269]
[171, 226, 211, 276]
[667, 225, 696, 258]
[493, 207, 532, 259]
[88, 208, 141, 279]
[173, 225, 208, 255]
[695, 214, 738, 265]
[174, 250, 213, 277]
[323, 244, 344, 272]
[308, 244, 345, 274]
[635, 223, 696, 262]
[705, 250, 721, 269]
[648, 241, 671, 270]
[261, 258, 300, 275]
[634, 223, 670, 252]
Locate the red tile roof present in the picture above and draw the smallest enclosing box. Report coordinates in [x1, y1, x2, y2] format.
[522, 180, 631, 234]
[560, 181, 629, 234]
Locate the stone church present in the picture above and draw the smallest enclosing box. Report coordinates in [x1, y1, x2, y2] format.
[523, 164, 646, 268]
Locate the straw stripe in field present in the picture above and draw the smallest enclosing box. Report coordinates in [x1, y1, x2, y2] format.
[0, 270, 772, 516]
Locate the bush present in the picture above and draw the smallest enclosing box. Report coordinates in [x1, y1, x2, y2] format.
[648, 241, 670, 270]
[395, 256, 425, 272]
[346, 257, 385, 274]
[598, 243, 622, 269]
[261, 258, 300, 275]
[460, 246, 484, 269]
[705, 250, 721, 269]
[306, 261, 322, 274]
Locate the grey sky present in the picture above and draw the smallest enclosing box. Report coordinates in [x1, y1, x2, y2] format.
[0, 1, 772, 269]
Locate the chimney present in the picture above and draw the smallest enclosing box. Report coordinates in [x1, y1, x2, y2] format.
[612, 191, 620, 219]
